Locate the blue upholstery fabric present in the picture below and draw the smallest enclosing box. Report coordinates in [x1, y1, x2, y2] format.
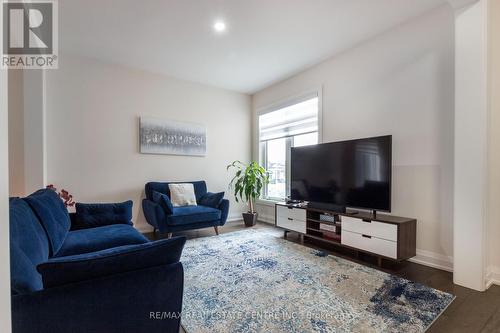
[142, 199, 164, 230]
[73, 201, 133, 229]
[24, 189, 71, 255]
[161, 220, 226, 233]
[55, 224, 148, 257]
[9, 191, 184, 333]
[145, 181, 207, 201]
[38, 237, 186, 288]
[9, 199, 50, 294]
[219, 199, 230, 226]
[10, 191, 185, 333]
[199, 191, 225, 208]
[167, 205, 221, 226]
[143, 181, 230, 234]
[152, 191, 173, 214]
[12, 263, 184, 333]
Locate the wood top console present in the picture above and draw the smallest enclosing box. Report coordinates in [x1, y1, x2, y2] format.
[275, 202, 416, 262]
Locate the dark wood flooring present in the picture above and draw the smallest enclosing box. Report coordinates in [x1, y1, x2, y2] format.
[145, 222, 500, 333]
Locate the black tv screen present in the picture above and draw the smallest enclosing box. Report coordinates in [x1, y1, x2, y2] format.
[290, 135, 392, 211]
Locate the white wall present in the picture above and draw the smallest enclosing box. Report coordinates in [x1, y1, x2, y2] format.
[8, 70, 24, 196]
[1, 4, 13, 330]
[22, 70, 46, 194]
[252, 5, 455, 271]
[1, 68, 12, 333]
[45, 55, 251, 232]
[453, 0, 488, 291]
[487, 0, 500, 287]
[8, 69, 46, 197]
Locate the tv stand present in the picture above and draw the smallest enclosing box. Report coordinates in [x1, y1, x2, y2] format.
[275, 203, 416, 265]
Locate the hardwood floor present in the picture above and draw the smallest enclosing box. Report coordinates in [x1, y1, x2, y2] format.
[145, 222, 500, 333]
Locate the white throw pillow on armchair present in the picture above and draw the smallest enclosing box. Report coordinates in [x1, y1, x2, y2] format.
[168, 183, 197, 207]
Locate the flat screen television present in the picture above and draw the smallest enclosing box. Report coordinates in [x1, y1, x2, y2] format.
[290, 135, 392, 212]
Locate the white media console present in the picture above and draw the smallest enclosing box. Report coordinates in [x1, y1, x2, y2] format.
[275, 203, 416, 264]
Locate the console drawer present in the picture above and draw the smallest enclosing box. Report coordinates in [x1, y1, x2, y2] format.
[276, 205, 306, 222]
[341, 216, 397, 241]
[276, 214, 306, 233]
[341, 230, 397, 259]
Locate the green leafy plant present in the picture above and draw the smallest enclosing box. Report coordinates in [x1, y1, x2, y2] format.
[227, 161, 269, 214]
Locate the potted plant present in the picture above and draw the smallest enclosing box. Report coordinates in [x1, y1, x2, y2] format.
[227, 160, 269, 227]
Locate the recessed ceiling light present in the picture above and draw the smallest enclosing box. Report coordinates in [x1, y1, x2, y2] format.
[213, 20, 226, 33]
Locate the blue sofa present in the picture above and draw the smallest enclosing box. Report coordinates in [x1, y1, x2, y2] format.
[142, 181, 229, 236]
[10, 189, 186, 333]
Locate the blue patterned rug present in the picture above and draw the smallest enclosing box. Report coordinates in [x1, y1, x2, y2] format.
[180, 229, 454, 333]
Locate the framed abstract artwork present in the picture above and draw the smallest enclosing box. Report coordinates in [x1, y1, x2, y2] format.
[139, 117, 206, 156]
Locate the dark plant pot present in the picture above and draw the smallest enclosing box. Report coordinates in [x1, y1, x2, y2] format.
[243, 212, 258, 227]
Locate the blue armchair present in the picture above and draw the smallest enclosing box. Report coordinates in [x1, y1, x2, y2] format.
[10, 189, 185, 333]
[142, 181, 229, 237]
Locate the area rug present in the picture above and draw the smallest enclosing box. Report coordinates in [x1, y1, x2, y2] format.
[180, 229, 454, 333]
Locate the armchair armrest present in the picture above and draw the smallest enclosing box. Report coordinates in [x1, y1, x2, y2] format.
[218, 199, 230, 226]
[13, 263, 184, 333]
[37, 237, 186, 288]
[142, 199, 168, 231]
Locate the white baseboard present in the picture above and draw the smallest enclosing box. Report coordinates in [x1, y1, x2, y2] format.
[407, 249, 453, 272]
[486, 266, 500, 289]
[257, 213, 275, 225]
[226, 213, 243, 223]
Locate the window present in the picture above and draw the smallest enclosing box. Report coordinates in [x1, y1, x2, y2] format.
[259, 95, 319, 200]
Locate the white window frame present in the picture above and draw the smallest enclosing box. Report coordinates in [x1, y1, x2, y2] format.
[255, 87, 323, 204]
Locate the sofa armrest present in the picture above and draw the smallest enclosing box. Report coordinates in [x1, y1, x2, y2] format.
[12, 263, 184, 333]
[218, 199, 230, 226]
[37, 237, 186, 288]
[142, 199, 168, 231]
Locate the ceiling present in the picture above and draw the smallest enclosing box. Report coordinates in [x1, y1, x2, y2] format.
[60, 0, 450, 94]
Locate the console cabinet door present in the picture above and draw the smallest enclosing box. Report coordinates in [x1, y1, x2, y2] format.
[276, 206, 306, 233]
[342, 230, 397, 259]
[342, 216, 397, 241]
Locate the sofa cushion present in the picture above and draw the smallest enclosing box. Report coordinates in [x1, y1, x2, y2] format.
[38, 237, 186, 288]
[24, 189, 71, 255]
[9, 198, 50, 294]
[73, 201, 133, 230]
[198, 192, 225, 208]
[167, 205, 221, 226]
[145, 181, 207, 202]
[55, 224, 148, 257]
[152, 191, 174, 214]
